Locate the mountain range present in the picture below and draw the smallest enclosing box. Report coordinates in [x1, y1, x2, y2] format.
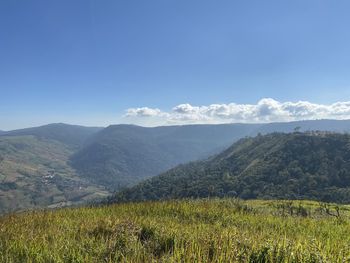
[1, 119, 350, 213]
[70, 123, 261, 189]
[70, 120, 350, 190]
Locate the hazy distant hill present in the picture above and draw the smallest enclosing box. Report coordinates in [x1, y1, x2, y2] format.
[256, 119, 350, 134]
[112, 132, 350, 203]
[70, 124, 261, 189]
[2, 123, 103, 149]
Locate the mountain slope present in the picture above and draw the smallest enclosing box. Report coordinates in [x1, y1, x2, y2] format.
[70, 124, 262, 189]
[112, 132, 350, 203]
[0, 135, 109, 214]
[0, 124, 107, 214]
[2, 123, 103, 149]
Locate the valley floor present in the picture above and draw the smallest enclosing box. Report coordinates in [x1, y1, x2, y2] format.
[0, 199, 349, 262]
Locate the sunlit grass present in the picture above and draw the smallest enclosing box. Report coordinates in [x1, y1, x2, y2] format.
[0, 199, 349, 262]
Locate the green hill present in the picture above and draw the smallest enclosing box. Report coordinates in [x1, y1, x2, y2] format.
[112, 132, 350, 203]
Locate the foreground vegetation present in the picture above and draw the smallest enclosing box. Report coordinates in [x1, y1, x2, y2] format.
[0, 199, 349, 262]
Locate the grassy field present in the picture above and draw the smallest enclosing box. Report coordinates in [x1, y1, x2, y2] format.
[0, 199, 349, 262]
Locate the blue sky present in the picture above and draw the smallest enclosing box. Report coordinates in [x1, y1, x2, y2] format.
[1, 0, 350, 129]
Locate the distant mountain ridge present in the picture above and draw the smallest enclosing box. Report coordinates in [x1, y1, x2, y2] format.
[111, 132, 350, 203]
[1, 123, 103, 148]
[255, 119, 350, 134]
[70, 123, 261, 189]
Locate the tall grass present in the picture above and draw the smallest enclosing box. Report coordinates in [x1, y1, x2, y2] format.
[0, 199, 349, 262]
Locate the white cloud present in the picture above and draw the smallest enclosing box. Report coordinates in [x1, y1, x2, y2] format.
[124, 98, 350, 125]
[125, 107, 168, 117]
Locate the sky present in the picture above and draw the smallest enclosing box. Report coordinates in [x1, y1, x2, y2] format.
[1, 0, 350, 130]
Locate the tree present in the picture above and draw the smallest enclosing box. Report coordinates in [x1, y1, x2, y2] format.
[294, 126, 301, 133]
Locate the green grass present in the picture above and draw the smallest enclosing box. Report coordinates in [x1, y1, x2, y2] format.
[0, 199, 349, 262]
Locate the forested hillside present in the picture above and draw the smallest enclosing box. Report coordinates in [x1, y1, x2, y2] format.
[112, 132, 350, 203]
[70, 124, 261, 189]
[71, 120, 350, 190]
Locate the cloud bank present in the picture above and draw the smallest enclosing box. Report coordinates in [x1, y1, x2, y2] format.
[124, 98, 350, 125]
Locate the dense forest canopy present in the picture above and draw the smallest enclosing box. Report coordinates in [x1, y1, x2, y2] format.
[111, 132, 350, 203]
